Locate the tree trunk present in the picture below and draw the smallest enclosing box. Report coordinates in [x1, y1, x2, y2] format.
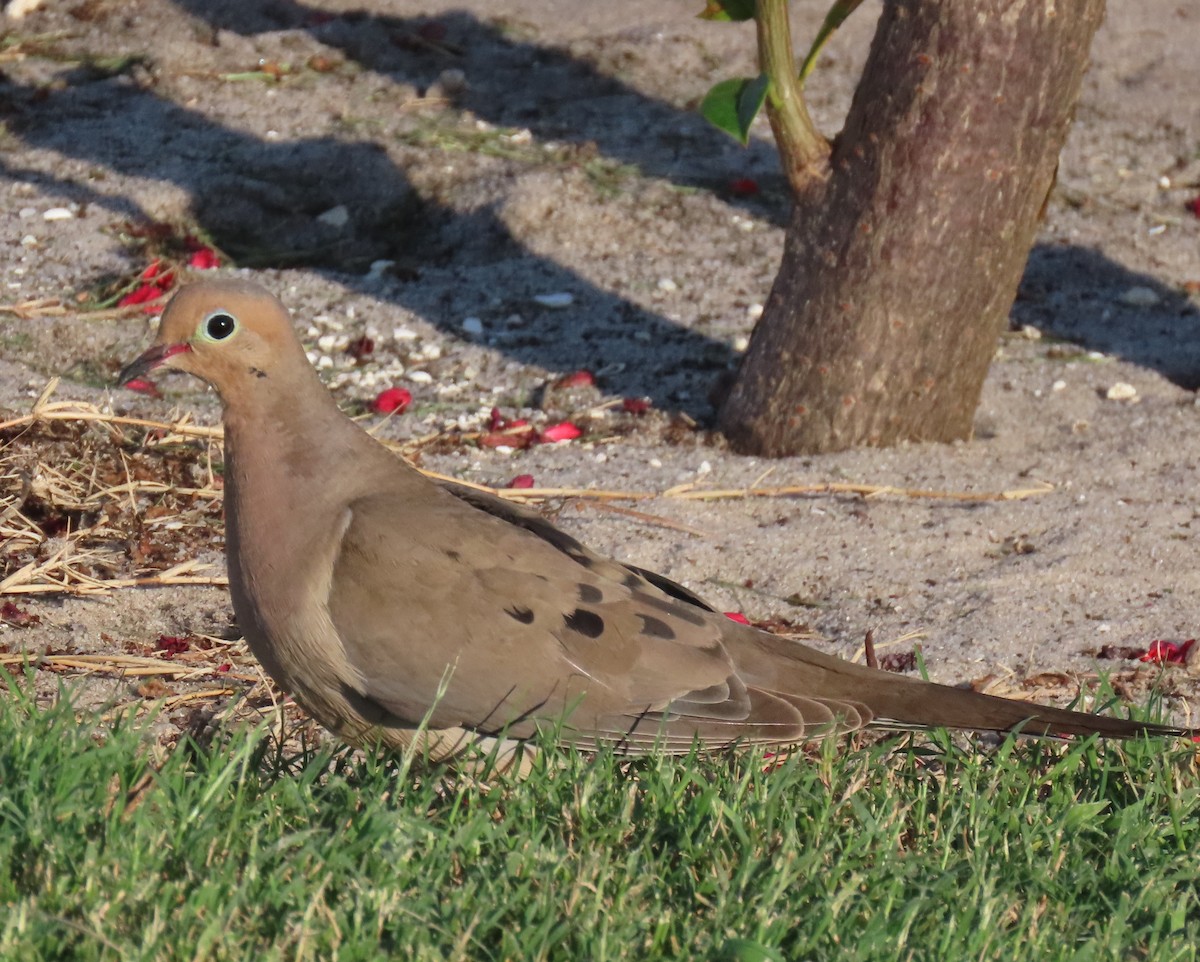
[718, 0, 1105, 456]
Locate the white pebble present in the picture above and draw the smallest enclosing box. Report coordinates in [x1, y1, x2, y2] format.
[437, 68, 468, 95]
[393, 327, 418, 341]
[649, 458, 662, 469]
[18, 207, 36, 219]
[42, 207, 73, 221]
[20, 235, 38, 247]
[1118, 286, 1160, 308]
[1105, 382, 1138, 401]
[656, 277, 678, 292]
[533, 292, 574, 309]
[593, 452, 607, 464]
[732, 334, 750, 352]
[316, 355, 334, 370]
[747, 303, 763, 320]
[317, 205, 350, 228]
[317, 334, 339, 353]
[408, 371, 433, 384]
[1051, 380, 1066, 392]
[462, 316, 484, 336]
[697, 460, 712, 476]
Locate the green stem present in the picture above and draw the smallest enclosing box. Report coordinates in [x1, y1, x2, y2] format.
[756, 0, 830, 195]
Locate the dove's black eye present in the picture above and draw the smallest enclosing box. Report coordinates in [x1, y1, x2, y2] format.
[203, 311, 237, 341]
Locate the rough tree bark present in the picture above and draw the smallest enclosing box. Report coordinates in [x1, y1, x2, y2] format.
[718, 0, 1106, 456]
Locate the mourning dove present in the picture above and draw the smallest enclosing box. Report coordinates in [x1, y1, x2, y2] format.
[119, 280, 1189, 772]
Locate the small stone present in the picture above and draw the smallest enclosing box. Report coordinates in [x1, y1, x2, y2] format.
[1051, 380, 1066, 392]
[408, 371, 433, 384]
[42, 207, 73, 221]
[697, 460, 712, 476]
[533, 292, 574, 309]
[18, 207, 36, 219]
[747, 303, 764, 320]
[732, 334, 750, 352]
[462, 316, 484, 336]
[1018, 324, 1042, 340]
[656, 277, 678, 292]
[1118, 286, 1160, 308]
[316, 205, 350, 229]
[1105, 382, 1138, 402]
[436, 68, 467, 96]
[393, 327, 418, 341]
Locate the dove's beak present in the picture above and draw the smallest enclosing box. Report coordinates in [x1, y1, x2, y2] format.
[117, 342, 192, 387]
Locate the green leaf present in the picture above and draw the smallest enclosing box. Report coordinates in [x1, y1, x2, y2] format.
[700, 74, 770, 145]
[800, 0, 865, 83]
[698, 0, 757, 22]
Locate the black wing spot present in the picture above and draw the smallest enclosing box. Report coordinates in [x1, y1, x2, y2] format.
[505, 605, 535, 625]
[564, 608, 605, 639]
[578, 583, 603, 604]
[622, 572, 642, 589]
[445, 549, 462, 562]
[567, 550, 594, 569]
[638, 615, 676, 640]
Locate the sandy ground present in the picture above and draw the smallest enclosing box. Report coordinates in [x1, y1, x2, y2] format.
[2, 0, 1199, 738]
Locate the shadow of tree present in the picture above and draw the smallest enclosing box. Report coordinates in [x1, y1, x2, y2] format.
[2, 1, 1191, 423]
[1016, 244, 1200, 389]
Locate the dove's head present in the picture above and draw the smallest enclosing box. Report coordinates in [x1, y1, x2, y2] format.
[118, 280, 305, 398]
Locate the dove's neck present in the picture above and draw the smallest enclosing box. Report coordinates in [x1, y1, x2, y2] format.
[218, 362, 418, 590]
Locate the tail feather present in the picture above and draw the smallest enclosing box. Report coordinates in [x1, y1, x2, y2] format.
[735, 631, 1191, 740]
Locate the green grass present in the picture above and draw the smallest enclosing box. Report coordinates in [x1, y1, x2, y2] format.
[2, 674, 1199, 961]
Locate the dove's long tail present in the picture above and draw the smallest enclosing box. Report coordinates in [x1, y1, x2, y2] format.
[736, 631, 1191, 740]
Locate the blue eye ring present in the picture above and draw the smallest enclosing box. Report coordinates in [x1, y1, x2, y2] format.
[202, 310, 237, 341]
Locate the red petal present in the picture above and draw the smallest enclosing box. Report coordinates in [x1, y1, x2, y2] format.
[118, 283, 163, 307]
[373, 387, 412, 415]
[1188, 196, 1200, 219]
[555, 369, 596, 389]
[729, 178, 760, 196]
[539, 422, 582, 443]
[622, 397, 651, 415]
[723, 611, 751, 625]
[507, 474, 536, 489]
[139, 259, 162, 280]
[187, 248, 220, 270]
[124, 378, 163, 399]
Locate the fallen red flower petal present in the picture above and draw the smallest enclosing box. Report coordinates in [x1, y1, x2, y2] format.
[723, 611, 750, 625]
[187, 247, 220, 270]
[539, 421, 582, 443]
[217, 663, 232, 672]
[372, 387, 412, 415]
[155, 635, 190, 657]
[1188, 196, 1200, 219]
[346, 335, 375, 361]
[124, 378, 163, 399]
[729, 177, 760, 196]
[1137, 638, 1196, 664]
[507, 474, 536, 489]
[118, 283, 164, 307]
[622, 397, 651, 415]
[1, 601, 40, 628]
[555, 369, 596, 389]
[140, 259, 163, 281]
